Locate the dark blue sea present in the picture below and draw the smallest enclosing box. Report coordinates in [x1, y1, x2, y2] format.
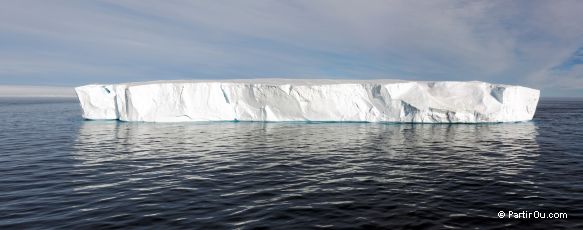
[0, 97, 582, 229]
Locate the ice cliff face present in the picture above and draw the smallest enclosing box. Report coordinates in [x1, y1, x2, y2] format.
[75, 79, 540, 123]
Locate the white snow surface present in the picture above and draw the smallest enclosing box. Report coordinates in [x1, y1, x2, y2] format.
[75, 79, 540, 123]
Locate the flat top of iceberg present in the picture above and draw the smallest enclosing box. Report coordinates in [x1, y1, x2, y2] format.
[115, 79, 509, 87]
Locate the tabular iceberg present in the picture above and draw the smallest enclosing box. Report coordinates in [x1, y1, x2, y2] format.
[75, 79, 539, 123]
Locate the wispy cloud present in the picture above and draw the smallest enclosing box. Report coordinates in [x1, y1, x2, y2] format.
[0, 0, 582, 95]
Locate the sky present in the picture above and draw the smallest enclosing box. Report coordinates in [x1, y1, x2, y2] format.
[1, 0, 582, 97]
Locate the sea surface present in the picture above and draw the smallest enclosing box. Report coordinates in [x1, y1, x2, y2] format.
[0, 97, 582, 229]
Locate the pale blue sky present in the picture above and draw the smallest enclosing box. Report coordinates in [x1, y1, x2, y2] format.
[1, 0, 582, 96]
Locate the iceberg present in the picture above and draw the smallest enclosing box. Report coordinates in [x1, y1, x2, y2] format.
[75, 79, 540, 123]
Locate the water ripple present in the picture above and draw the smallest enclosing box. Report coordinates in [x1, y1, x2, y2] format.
[0, 98, 582, 229]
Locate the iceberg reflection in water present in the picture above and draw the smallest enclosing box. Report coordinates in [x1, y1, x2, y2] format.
[71, 121, 540, 227]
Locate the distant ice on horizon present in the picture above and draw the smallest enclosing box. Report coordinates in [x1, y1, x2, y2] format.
[0, 85, 75, 97]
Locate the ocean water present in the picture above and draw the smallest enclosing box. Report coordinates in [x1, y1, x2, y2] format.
[0, 97, 582, 229]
